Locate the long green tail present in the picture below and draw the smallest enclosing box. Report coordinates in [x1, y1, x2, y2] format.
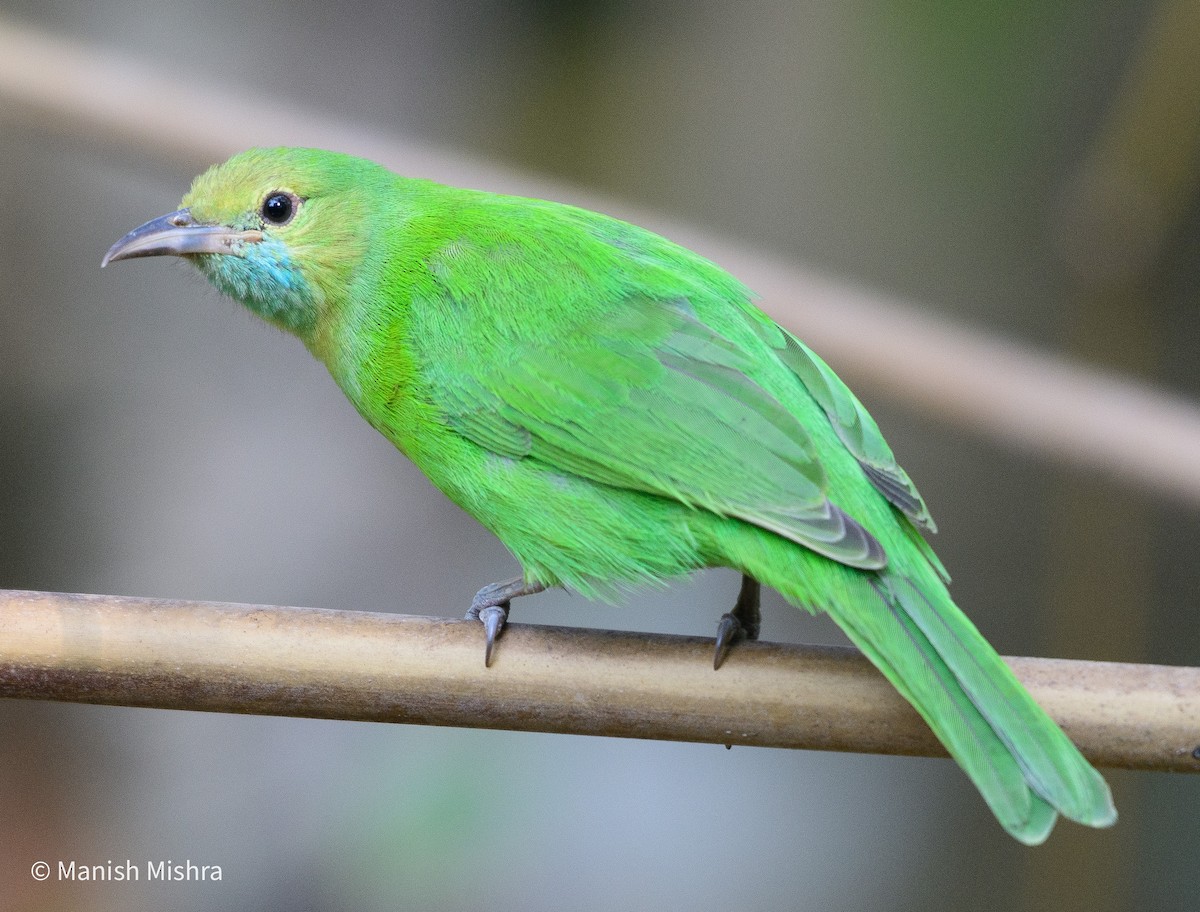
[816, 567, 1116, 843]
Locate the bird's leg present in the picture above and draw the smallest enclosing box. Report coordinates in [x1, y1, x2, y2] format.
[466, 576, 546, 667]
[713, 574, 761, 670]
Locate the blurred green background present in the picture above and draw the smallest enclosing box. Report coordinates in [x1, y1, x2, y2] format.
[2, 2, 1198, 910]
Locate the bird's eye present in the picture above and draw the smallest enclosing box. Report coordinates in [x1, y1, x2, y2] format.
[261, 192, 297, 225]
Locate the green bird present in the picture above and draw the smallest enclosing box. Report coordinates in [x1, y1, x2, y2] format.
[103, 147, 1116, 843]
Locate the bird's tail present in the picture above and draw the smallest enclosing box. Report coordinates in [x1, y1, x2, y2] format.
[748, 538, 1117, 844]
[818, 566, 1116, 843]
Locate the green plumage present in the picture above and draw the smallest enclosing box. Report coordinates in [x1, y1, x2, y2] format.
[116, 147, 1116, 843]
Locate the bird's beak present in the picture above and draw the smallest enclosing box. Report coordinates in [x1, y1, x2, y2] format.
[101, 209, 262, 267]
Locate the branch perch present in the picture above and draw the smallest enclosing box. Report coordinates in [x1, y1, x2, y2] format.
[1, 589, 1196, 773]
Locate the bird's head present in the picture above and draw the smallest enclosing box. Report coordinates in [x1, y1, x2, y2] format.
[103, 147, 388, 340]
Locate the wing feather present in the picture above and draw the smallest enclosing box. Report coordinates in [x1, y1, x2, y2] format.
[430, 299, 888, 569]
[773, 331, 937, 532]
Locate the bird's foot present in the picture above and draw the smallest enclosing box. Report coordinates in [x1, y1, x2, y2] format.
[467, 603, 508, 668]
[713, 575, 761, 670]
[466, 577, 546, 667]
[713, 613, 745, 670]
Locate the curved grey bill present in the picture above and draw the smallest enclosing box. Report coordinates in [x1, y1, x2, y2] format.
[101, 209, 257, 267]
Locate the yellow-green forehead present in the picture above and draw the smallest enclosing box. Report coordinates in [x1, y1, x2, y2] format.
[182, 147, 388, 221]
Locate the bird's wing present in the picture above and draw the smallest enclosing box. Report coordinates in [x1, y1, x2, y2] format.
[765, 325, 936, 533]
[425, 291, 891, 570]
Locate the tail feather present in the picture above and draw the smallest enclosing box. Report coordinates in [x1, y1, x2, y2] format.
[888, 574, 1117, 829]
[821, 570, 1115, 844]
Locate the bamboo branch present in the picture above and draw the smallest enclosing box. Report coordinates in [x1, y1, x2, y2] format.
[4, 17, 1200, 504]
[1, 589, 1196, 773]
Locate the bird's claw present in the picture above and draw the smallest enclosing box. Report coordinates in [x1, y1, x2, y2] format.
[466, 577, 546, 667]
[465, 601, 510, 668]
[713, 612, 745, 670]
[480, 604, 508, 668]
[713, 574, 762, 670]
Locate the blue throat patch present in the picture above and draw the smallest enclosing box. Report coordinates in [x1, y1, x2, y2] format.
[197, 237, 316, 334]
